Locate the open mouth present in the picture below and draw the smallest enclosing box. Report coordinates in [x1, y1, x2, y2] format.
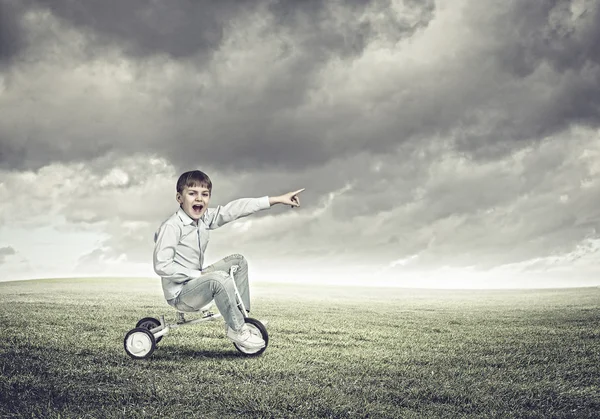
[192, 205, 203, 213]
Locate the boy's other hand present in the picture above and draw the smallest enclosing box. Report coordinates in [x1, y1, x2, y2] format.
[271, 188, 305, 208]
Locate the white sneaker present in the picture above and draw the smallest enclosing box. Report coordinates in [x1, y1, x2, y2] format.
[226, 325, 265, 349]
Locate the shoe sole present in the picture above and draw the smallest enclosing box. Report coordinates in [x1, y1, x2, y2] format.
[228, 338, 265, 349]
[227, 332, 265, 347]
[236, 341, 266, 350]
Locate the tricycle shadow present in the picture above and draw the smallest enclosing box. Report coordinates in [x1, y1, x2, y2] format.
[149, 347, 250, 360]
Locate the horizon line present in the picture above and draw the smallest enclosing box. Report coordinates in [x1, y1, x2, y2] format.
[1, 275, 599, 292]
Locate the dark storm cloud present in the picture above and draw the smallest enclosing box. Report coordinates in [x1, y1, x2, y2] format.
[1, 0, 599, 176]
[488, 1, 600, 73]
[0, 0, 26, 66]
[162, 0, 437, 172]
[454, 0, 600, 159]
[128, 0, 600, 172]
[34, 0, 434, 60]
[31, 0, 244, 59]
[0, 0, 435, 172]
[267, 0, 435, 58]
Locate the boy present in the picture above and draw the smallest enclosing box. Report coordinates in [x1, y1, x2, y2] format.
[153, 170, 304, 350]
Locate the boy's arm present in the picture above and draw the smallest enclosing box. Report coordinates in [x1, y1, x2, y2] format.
[153, 223, 202, 283]
[205, 196, 271, 229]
[205, 189, 305, 229]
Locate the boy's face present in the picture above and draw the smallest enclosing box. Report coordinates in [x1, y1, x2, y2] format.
[177, 185, 211, 221]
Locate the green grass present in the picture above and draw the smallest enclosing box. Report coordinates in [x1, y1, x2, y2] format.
[0, 278, 599, 418]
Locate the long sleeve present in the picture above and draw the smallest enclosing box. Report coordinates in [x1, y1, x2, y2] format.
[153, 223, 202, 283]
[205, 196, 271, 230]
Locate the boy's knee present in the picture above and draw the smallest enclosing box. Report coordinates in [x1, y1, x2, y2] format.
[232, 253, 247, 267]
[224, 253, 247, 267]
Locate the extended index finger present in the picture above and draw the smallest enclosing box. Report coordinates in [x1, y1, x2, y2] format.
[292, 188, 306, 195]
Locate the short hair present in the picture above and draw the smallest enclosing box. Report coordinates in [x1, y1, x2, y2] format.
[176, 170, 212, 194]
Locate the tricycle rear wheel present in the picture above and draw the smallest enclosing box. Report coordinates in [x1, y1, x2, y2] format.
[124, 327, 156, 359]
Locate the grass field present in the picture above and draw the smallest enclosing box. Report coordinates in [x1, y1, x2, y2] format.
[0, 278, 599, 418]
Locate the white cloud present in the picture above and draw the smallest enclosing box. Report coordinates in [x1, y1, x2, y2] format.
[389, 255, 419, 268]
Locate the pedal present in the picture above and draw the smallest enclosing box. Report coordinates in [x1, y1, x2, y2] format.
[201, 310, 216, 319]
[176, 312, 186, 324]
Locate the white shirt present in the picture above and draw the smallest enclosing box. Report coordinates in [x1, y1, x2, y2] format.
[153, 196, 271, 300]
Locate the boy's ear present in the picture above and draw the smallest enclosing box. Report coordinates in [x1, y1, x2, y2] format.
[176, 192, 182, 204]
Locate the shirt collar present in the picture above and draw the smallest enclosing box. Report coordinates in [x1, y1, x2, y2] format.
[177, 207, 196, 226]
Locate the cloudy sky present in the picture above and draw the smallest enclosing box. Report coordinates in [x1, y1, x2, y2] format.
[1, 0, 599, 288]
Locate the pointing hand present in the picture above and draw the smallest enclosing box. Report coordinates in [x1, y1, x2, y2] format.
[275, 188, 305, 208]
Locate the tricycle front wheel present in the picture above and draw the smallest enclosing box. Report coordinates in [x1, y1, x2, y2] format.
[233, 317, 269, 356]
